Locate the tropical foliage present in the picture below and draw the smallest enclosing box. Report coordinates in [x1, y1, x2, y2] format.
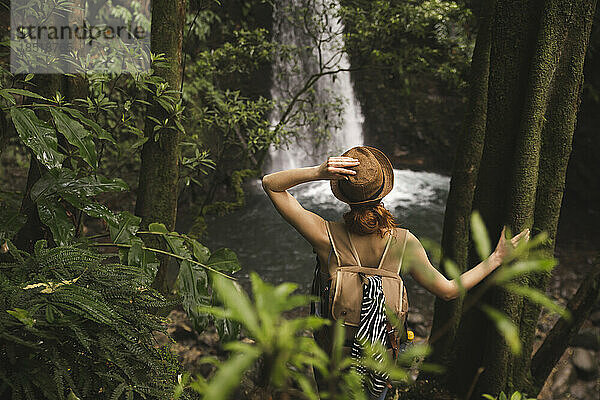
[0, 241, 191, 399]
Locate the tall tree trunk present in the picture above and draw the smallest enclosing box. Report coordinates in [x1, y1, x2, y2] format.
[428, 0, 597, 398]
[13, 74, 65, 251]
[513, 0, 597, 392]
[428, 0, 495, 368]
[134, 0, 186, 294]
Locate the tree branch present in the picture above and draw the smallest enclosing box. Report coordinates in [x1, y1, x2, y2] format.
[531, 263, 600, 392]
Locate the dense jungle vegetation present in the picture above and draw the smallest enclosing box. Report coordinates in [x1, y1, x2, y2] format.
[0, 0, 598, 399]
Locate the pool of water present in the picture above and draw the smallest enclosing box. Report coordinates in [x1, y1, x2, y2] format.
[197, 169, 450, 318]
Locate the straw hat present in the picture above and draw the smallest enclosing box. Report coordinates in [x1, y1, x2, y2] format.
[330, 146, 394, 206]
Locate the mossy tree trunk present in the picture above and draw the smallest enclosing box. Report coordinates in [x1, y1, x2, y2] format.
[134, 0, 186, 294]
[428, 0, 495, 367]
[427, 0, 597, 398]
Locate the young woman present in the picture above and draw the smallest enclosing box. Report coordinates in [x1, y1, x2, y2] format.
[261, 145, 529, 399]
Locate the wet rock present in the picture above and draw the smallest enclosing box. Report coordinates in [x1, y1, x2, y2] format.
[198, 327, 220, 347]
[551, 362, 573, 393]
[408, 312, 425, 325]
[413, 324, 429, 338]
[571, 348, 597, 380]
[567, 380, 593, 400]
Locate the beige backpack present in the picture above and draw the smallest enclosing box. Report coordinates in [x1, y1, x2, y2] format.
[317, 220, 409, 336]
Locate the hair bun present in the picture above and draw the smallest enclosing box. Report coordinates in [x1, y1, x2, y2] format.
[343, 203, 397, 236]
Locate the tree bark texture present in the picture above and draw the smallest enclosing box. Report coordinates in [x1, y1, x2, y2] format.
[428, 0, 495, 367]
[134, 0, 186, 294]
[428, 0, 597, 398]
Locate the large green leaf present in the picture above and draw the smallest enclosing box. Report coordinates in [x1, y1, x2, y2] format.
[61, 107, 116, 144]
[10, 107, 65, 169]
[108, 212, 141, 244]
[30, 169, 128, 203]
[37, 199, 75, 246]
[207, 248, 241, 273]
[210, 273, 260, 338]
[4, 88, 48, 101]
[50, 109, 97, 168]
[148, 222, 169, 234]
[127, 239, 159, 286]
[189, 237, 210, 264]
[196, 350, 261, 400]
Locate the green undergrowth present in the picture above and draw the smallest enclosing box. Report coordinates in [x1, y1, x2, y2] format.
[0, 241, 197, 400]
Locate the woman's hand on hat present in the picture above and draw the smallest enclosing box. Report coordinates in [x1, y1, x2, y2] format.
[492, 226, 530, 264]
[317, 156, 359, 180]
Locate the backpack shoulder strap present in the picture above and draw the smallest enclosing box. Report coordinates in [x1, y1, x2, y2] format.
[326, 220, 361, 267]
[376, 231, 394, 270]
[345, 229, 362, 267]
[380, 227, 409, 274]
[398, 228, 409, 275]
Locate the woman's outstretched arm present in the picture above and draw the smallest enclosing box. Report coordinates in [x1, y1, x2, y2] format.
[404, 227, 530, 301]
[261, 157, 359, 249]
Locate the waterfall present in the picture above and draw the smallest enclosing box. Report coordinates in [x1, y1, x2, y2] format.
[266, 0, 364, 173]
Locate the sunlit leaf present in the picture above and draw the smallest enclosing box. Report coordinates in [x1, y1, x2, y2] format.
[7, 308, 35, 327]
[470, 211, 491, 260]
[148, 222, 169, 234]
[443, 258, 465, 296]
[199, 350, 260, 400]
[493, 259, 556, 284]
[211, 273, 260, 337]
[504, 284, 570, 320]
[481, 304, 521, 354]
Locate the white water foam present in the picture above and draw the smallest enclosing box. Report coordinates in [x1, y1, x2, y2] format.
[251, 169, 450, 214]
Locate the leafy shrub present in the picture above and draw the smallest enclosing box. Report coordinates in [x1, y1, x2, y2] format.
[0, 241, 192, 400]
[174, 272, 432, 400]
[482, 391, 536, 400]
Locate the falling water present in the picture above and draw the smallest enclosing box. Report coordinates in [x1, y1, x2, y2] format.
[266, 0, 364, 172]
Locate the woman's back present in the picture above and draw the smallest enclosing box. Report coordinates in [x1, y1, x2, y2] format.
[316, 220, 408, 277]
